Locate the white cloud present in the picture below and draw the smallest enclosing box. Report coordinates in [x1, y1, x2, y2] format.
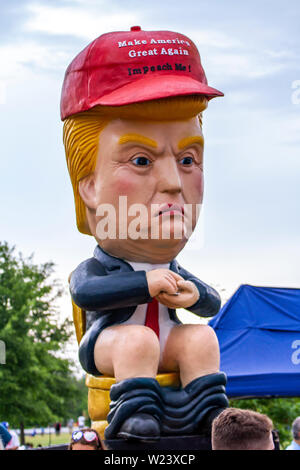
[0, 81, 7, 104]
[190, 34, 298, 82]
[190, 29, 242, 49]
[263, 49, 299, 60]
[0, 42, 70, 80]
[25, 3, 140, 40]
[240, 107, 300, 149]
[276, 112, 300, 145]
[181, 236, 300, 301]
[207, 51, 285, 80]
[224, 90, 260, 105]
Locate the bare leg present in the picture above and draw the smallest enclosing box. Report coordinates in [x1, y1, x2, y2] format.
[94, 324, 160, 382]
[160, 324, 220, 387]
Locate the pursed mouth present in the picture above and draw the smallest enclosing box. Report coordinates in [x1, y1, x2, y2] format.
[156, 203, 184, 217]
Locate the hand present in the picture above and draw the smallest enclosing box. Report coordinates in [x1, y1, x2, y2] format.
[146, 269, 184, 297]
[156, 280, 200, 309]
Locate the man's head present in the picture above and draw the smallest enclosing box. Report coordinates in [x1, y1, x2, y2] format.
[292, 416, 300, 442]
[69, 428, 102, 450]
[212, 408, 275, 451]
[64, 97, 207, 262]
[61, 27, 222, 262]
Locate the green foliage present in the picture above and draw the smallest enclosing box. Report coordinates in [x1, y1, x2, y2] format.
[63, 375, 89, 422]
[230, 397, 300, 449]
[0, 241, 88, 430]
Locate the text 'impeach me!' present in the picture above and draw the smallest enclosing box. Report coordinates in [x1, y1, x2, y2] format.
[128, 62, 191, 76]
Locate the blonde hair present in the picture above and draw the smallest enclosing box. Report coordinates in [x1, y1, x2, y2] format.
[63, 96, 207, 234]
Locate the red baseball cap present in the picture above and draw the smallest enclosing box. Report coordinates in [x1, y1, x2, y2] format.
[60, 26, 223, 120]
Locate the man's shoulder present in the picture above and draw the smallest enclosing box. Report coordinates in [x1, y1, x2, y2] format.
[286, 441, 300, 450]
[71, 256, 106, 280]
[77, 256, 103, 269]
[8, 431, 20, 447]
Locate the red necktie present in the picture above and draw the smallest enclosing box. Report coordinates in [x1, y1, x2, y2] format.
[145, 298, 160, 338]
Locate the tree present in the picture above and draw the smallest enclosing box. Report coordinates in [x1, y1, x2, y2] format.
[230, 397, 300, 449]
[0, 241, 87, 442]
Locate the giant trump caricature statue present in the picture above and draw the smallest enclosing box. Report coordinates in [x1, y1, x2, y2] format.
[61, 26, 228, 442]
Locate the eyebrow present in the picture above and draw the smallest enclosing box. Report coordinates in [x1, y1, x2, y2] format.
[178, 136, 204, 150]
[118, 133, 158, 148]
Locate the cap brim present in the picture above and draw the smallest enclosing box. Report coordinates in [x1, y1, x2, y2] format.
[90, 74, 223, 107]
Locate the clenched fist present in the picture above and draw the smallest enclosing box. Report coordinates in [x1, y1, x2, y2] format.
[146, 269, 183, 297]
[146, 269, 200, 309]
[156, 280, 200, 309]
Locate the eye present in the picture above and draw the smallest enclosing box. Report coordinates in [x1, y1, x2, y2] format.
[179, 156, 194, 166]
[131, 156, 151, 166]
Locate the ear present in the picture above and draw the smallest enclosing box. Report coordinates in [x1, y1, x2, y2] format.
[78, 174, 97, 211]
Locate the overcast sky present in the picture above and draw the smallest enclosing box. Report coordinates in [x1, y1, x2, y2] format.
[1, 0, 299, 366]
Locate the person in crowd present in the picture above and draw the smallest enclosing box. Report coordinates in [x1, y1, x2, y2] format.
[18, 444, 29, 450]
[69, 428, 102, 450]
[286, 416, 300, 450]
[0, 423, 12, 450]
[1, 422, 20, 450]
[78, 415, 85, 430]
[55, 422, 61, 436]
[211, 408, 275, 450]
[68, 418, 74, 434]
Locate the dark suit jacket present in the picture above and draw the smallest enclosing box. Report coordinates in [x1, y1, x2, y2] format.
[70, 245, 221, 376]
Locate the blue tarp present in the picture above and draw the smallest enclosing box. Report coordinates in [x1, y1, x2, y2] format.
[209, 285, 300, 398]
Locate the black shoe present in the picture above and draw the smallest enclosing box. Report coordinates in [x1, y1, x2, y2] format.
[104, 378, 163, 440]
[117, 412, 161, 442]
[198, 407, 227, 437]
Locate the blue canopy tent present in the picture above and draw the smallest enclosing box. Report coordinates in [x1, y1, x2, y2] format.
[209, 285, 300, 398]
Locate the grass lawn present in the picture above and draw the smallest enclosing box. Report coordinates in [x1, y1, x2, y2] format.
[24, 432, 71, 448]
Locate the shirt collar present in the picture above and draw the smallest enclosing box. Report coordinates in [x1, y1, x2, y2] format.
[93, 244, 179, 274]
[93, 245, 133, 273]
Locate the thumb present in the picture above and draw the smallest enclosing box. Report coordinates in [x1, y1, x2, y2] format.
[177, 280, 194, 292]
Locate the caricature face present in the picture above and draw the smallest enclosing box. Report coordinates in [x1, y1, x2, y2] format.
[79, 117, 204, 263]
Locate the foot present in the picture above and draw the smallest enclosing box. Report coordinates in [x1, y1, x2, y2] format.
[117, 412, 161, 442]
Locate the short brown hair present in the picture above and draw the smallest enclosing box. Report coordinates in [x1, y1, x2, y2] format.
[212, 408, 274, 450]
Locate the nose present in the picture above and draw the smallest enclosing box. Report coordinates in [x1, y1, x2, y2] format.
[156, 156, 182, 194]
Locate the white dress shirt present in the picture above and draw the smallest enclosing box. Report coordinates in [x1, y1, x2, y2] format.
[122, 260, 177, 360]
